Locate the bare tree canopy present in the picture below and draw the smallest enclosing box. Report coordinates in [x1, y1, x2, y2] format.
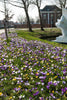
[35, 16, 40, 24]
[55, 0, 67, 8]
[31, 0, 44, 31]
[0, 0, 14, 41]
[0, 0, 9, 41]
[17, 15, 27, 24]
[8, 0, 33, 32]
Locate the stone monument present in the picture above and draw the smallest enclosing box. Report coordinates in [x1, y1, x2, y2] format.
[55, 8, 67, 43]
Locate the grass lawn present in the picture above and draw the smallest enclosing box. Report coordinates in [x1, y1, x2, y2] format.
[0, 29, 67, 100]
[16, 28, 61, 40]
[16, 28, 67, 49]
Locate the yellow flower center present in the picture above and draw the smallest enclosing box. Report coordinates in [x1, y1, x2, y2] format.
[0, 92, 3, 96]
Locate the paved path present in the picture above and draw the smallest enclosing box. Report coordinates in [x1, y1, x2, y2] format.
[0, 29, 5, 34]
[0, 28, 15, 34]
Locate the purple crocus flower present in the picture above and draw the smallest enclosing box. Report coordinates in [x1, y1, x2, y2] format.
[61, 87, 67, 95]
[48, 81, 52, 85]
[14, 88, 21, 91]
[29, 97, 32, 100]
[46, 85, 50, 89]
[33, 91, 39, 96]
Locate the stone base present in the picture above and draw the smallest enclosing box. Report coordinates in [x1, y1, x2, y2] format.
[53, 35, 67, 44]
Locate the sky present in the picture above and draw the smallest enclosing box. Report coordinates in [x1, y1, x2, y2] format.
[0, 0, 56, 22]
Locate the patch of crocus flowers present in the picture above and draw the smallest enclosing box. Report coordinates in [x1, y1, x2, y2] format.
[0, 33, 67, 100]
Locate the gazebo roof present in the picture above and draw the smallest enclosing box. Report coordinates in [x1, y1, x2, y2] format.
[40, 5, 61, 11]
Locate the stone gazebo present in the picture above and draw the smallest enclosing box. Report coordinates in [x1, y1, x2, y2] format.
[40, 5, 62, 27]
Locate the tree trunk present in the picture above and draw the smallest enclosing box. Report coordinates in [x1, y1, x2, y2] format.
[7, 21, 10, 33]
[24, 7, 33, 32]
[4, 20, 8, 41]
[38, 7, 44, 31]
[26, 12, 33, 32]
[63, 0, 66, 8]
[4, 0, 8, 41]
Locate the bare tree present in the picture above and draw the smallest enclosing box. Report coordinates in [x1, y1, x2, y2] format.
[17, 15, 24, 24]
[0, 0, 8, 41]
[9, 0, 33, 32]
[31, 0, 44, 31]
[35, 16, 40, 24]
[17, 15, 27, 24]
[30, 17, 35, 24]
[0, 0, 14, 41]
[55, 0, 67, 8]
[5, 9, 14, 32]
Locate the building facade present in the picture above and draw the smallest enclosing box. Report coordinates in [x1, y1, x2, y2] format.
[40, 5, 62, 27]
[0, 20, 15, 29]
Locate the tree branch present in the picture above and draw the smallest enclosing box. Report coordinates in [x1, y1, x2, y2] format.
[8, 1, 24, 8]
[10, 0, 23, 5]
[0, 10, 5, 13]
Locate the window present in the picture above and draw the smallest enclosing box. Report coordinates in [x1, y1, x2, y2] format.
[43, 14, 46, 19]
[51, 14, 54, 25]
[51, 14, 53, 18]
[47, 9, 49, 11]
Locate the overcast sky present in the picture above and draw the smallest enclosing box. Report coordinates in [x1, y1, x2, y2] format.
[0, 0, 55, 22]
